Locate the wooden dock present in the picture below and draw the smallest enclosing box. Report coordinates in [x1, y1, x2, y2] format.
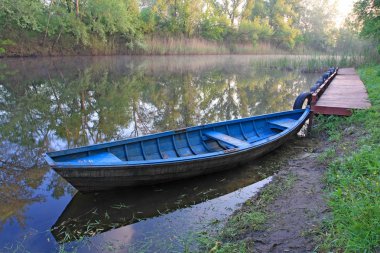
[311, 68, 371, 116]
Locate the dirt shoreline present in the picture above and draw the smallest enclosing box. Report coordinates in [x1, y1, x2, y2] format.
[247, 143, 328, 252]
[215, 127, 334, 252]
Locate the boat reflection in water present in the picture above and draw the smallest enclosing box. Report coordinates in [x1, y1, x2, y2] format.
[51, 152, 283, 243]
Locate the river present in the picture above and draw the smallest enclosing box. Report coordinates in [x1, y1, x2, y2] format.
[0, 55, 320, 252]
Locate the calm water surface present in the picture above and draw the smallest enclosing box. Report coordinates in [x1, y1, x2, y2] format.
[0, 55, 319, 252]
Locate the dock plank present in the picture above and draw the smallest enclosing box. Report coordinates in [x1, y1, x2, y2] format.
[337, 68, 357, 75]
[312, 68, 371, 115]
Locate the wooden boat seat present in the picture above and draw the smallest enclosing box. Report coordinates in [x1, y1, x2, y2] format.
[203, 130, 250, 148]
[70, 152, 123, 164]
[247, 135, 271, 143]
[267, 118, 297, 130]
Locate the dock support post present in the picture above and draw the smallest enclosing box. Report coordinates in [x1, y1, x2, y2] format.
[307, 111, 314, 136]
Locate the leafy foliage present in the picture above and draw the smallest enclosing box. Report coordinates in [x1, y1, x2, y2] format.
[354, 0, 380, 53]
[0, 0, 44, 32]
[0, 0, 377, 54]
[238, 18, 273, 45]
[299, 0, 337, 51]
[0, 0, 143, 50]
[0, 39, 14, 54]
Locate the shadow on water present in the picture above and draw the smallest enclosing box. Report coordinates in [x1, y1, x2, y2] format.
[0, 55, 320, 251]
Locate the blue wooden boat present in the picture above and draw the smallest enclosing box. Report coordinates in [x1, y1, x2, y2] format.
[45, 98, 311, 192]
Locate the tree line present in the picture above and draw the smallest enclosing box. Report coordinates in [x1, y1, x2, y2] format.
[0, 0, 377, 54]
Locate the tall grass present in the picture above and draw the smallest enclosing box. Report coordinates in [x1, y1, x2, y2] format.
[248, 54, 380, 72]
[230, 42, 287, 55]
[142, 37, 230, 55]
[143, 37, 292, 55]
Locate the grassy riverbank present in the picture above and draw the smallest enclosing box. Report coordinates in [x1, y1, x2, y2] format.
[0, 35, 303, 57]
[198, 65, 380, 252]
[317, 65, 380, 251]
[0, 36, 336, 57]
[141, 38, 292, 55]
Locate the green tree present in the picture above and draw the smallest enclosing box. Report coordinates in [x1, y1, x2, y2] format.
[241, 0, 255, 21]
[82, 0, 142, 46]
[298, 0, 337, 52]
[199, 1, 231, 41]
[0, 39, 14, 54]
[251, 0, 269, 19]
[354, 0, 380, 53]
[181, 0, 203, 37]
[140, 7, 156, 34]
[0, 0, 143, 51]
[152, 0, 203, 37]
[215, 0, 244, 26]
[240, 0, 301, 48]
[0, 0, 44, 32]
[267, 0, 301, 49]
[238, 18, 273, 45]
[152, 0, 182, 34]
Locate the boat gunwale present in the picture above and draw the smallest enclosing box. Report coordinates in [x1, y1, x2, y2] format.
[46, 108, 310, 169]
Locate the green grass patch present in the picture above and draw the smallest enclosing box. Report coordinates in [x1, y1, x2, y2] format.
[317, 65, 380, 252]
[318, 147, 337, 164]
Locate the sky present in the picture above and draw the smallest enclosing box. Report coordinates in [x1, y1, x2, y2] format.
[334, 0, 356, 27]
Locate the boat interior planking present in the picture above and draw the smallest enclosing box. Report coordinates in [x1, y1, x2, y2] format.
[46, 109, 308, 168]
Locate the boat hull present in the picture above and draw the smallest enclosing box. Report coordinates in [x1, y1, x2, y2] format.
[53, 116, 307, 192]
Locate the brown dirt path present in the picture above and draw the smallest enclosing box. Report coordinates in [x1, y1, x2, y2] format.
[221, 134, 333, 253]
[249, 149, 329, 252]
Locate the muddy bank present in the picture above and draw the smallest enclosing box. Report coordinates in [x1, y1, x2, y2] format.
[204, 125, 334, 252]
[245, 144, 328, 252]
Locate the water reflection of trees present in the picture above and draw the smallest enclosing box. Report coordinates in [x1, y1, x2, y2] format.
[0, 167, 43, 230]
[1, 65, 311, 151]
[0, 58, 314, 234]
[0, 143, 45, 231]
[0, 142, 73, 231]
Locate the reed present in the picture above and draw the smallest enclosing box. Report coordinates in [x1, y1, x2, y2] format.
[248, 54, 379, 73]
[142, 37, 230, 55]
[142, 37, 292, 55]
[229, 42, 287, 55]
